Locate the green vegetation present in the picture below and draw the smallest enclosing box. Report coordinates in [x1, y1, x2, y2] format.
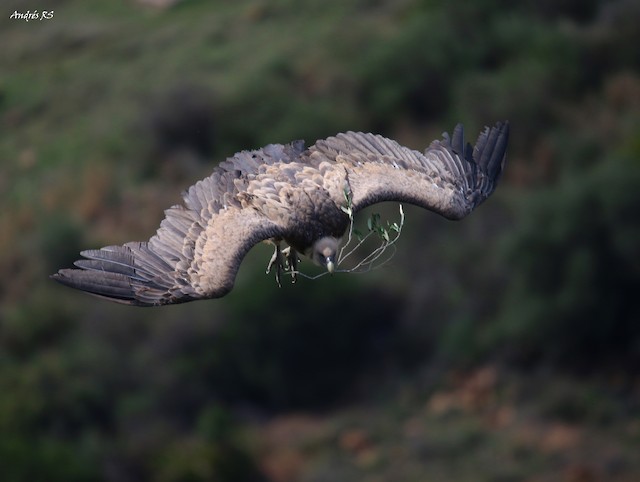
[2, 0, 639, 480]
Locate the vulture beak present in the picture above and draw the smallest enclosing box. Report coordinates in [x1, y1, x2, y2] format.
[326, 258, 335, 274]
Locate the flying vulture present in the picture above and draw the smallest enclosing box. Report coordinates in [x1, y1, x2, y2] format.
[52, 122, 509, 306]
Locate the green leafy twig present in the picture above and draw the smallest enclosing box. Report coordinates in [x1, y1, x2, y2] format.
[283, 188, 405, 280]
[338, 204, 405, 273]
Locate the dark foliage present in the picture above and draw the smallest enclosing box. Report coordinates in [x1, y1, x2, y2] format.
[490, 156, 640, 370]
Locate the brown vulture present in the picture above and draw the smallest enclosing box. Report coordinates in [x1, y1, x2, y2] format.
[52, 121, 509, 306]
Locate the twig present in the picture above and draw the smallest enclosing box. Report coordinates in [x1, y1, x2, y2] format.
[281, 203, 405, 280]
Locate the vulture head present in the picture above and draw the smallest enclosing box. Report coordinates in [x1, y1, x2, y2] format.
[309, 236, 339, 274]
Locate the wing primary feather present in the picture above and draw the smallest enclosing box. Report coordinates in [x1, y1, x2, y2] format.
[79, 248, 139, 273]
[438, 129, 466, 180]
[451, 123, 465, 156]
[52, 269, 138, 301]
[470, 121, 509, 179]
[487, 121, 509, 179]
[478, 125, 500, 168]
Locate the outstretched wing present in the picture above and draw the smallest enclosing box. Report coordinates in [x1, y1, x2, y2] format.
[51, 142, 306, 306]
[310, 122, 509, 219]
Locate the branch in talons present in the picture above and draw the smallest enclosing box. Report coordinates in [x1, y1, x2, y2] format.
[282, 202, 406, 282]
[282, 246, 299, 284]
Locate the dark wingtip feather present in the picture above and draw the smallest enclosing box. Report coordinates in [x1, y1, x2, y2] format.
[488, 121, 509, 180]
[50, 244, 163, 306]
[440, 120, 510, 212]
[472, 121, 509, 180]
[451, 123, 465, 155]
[51, 268, 139, 304]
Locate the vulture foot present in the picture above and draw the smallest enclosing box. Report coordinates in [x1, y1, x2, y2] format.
[266, 243, 299, 286]
[266, 242, 284, 287]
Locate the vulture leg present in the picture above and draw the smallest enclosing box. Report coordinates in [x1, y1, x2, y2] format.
[266, 241, 284, 288]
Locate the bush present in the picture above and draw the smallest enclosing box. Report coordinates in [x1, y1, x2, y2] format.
[486, 155, 640, 369]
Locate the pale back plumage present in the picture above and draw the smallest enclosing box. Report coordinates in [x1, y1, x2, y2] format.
[52, 122, 509, 306]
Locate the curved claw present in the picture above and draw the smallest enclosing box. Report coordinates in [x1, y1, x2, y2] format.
[266, 243, 284, 288]
[282, 246, 299, 284]
[266, 244, 300, 287]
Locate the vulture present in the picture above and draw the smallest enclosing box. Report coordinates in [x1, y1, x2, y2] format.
[52, 122, 509, 306]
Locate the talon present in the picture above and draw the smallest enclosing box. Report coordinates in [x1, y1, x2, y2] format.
[266, 242, 284, 287]
[282, 246, 299, 284]
[266, 246, 278, 274]
[290, 255, 299, 284]
[266, 243, 301, 287]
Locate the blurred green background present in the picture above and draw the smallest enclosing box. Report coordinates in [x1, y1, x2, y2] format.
[2, 0, 640, 480]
